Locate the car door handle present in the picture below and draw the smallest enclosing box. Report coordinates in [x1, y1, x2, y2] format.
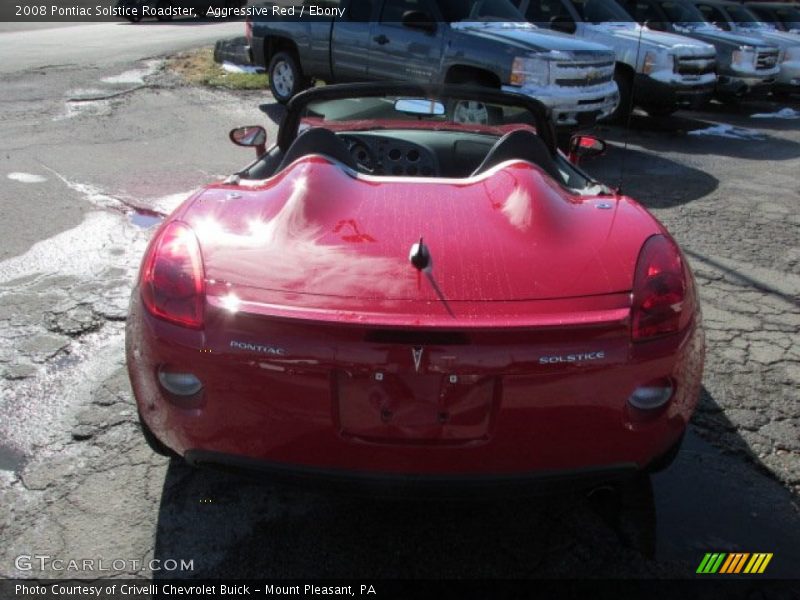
[373, 34, 390, 45]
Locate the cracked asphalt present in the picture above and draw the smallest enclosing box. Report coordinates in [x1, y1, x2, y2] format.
[0, 28, 798, 582]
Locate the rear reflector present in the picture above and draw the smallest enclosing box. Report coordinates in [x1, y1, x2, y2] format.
[158, 370, 203, 396]
[628, 377, 674, 410]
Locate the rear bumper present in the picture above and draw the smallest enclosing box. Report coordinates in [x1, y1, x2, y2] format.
[185, 450, 637, 497]
[127, 293, 704, 480]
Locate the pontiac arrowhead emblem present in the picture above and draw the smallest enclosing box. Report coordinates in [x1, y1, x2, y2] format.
[412, 347, 424, 373]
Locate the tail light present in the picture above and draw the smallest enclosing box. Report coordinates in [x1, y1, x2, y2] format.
[245, 17, 253, 44]
[140, 221, 205, 329]
[631, 234, 694, 341]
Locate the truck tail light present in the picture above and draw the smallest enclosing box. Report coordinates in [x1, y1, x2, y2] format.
[140, 221, 205, 329]
[631, 235, 694, 341]
[245, 16, 253, 44]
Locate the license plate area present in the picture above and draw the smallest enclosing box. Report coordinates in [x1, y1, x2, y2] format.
[335, 370, 497, 443]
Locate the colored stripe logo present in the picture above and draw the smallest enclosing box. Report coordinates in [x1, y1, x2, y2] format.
[697, 553, 773, 574]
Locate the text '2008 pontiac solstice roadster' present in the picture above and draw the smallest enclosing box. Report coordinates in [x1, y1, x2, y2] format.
[126, 83, 704, 493]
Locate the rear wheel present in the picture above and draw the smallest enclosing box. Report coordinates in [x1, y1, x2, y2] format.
[268, 51, 309, 104]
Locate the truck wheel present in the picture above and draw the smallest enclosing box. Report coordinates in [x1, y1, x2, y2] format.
[138, 410, 178, 458]
[607, 67, 633, 124]
[269, 51, 309, 104]
[448, 78, 503, 125]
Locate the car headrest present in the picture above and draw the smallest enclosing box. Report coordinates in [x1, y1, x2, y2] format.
[471, 129, 562, 182]
[276, 127, 358, 173]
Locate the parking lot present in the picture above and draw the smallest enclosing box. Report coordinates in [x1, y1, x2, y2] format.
[0, 27, 799, 580]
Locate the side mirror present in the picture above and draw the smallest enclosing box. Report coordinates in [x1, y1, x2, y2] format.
[568, 134, 607, 165]
[229, 125, 267, 158]
[550, 14, 577, 34]
[402, 10, 437, 33]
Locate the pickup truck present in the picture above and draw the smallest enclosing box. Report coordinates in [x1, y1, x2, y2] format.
[246, 0, 620, 127]
[622, 0, 781, 100]
[691, 0, 800, 95]
[514, 0, 717, 119]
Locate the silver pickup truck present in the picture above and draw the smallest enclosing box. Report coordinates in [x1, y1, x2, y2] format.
[515, 0, 717, 119]
[247, 0, 619, 127]
[622, 0, 781, 100]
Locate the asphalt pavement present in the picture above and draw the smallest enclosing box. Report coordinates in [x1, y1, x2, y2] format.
[0, 24, 798, 581]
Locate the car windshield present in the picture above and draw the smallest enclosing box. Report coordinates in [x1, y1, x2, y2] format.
[282, 86, 599, 191]
[775, 6, 800, 28]
[659, 1, 714, 29]
[572, 0, 635, 23]
[438, 0, 525, 21]
[725, 4, 770, 28]
[298, 93, 540, 135]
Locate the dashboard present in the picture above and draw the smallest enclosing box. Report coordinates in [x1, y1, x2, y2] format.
[339, 133, 438, 177]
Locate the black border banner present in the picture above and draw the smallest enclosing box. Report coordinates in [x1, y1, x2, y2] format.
[2, 579, 800, 600]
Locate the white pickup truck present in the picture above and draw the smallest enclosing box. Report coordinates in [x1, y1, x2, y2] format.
[515, 0, 717, 118]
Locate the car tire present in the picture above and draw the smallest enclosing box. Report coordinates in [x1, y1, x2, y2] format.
[607, 67, 633, 124]
[447, 79, 503, 126]
[139, 411, 178, 458]
[268, 51, 309, 104]
[155, 0, 173, 21]
[645, 432, 685, 474]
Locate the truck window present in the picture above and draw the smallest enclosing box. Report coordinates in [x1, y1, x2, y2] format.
[659, 1, 708, 26]
[522, 0, 569, 24]
[571, 0, 634, 22]
[631, 1, 663, 24]
[381, 0, 435, 22]
[348, 0, 374, 20]
[438, 0, 525, 21]
[696, 4, 731, 30]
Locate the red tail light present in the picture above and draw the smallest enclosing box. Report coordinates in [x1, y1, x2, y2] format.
[140, 221, 205, 329]
[245, 17, 253, 44]
[631, 234, 694, 341]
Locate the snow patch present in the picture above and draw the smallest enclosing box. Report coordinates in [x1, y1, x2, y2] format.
[0, 212, 130, 284]
[688, 124, 766, 140]
[101, 59, 161, 84]
[55, 99, 112, 121]
[7, 172, 46, 183]
[221, 62, 265, 74]
[750, 108, 800, 119]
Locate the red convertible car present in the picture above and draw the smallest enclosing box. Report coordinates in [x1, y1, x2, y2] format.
[126, 83, 704, 492]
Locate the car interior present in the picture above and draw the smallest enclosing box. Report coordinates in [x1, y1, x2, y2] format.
[240, 127, 592, 190]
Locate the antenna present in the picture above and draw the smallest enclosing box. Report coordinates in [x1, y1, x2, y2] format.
[616, 19, 646, 196]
